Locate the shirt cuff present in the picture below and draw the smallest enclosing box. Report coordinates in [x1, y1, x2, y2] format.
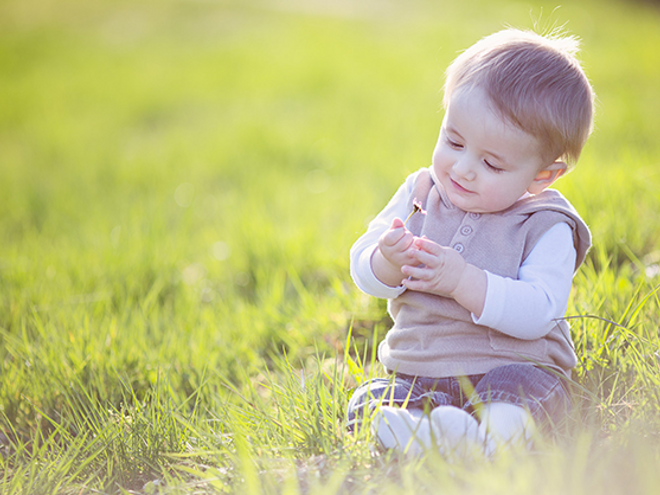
[353, 245, 407, 299]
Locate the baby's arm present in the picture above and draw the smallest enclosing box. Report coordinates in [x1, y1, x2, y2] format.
[474, 222, 576, 339]
[350, 172, 418, 298]
[402, 223, 575, 339]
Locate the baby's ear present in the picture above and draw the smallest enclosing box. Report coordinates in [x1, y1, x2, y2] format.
[527, 161, 567, 195]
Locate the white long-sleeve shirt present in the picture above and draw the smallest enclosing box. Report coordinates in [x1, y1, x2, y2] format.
[350, 171, 577, 340]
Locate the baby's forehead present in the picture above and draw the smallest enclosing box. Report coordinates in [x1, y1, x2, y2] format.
[444, 86, 521, 129]
[443, 87, 551, 160]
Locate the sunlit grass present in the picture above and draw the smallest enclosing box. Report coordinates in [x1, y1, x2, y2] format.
[2, 0, 660, 493]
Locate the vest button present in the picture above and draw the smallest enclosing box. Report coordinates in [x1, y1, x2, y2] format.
[469, 212, 481, 219]
[461, 226, 473, 236]
[453, 243, 465, 253]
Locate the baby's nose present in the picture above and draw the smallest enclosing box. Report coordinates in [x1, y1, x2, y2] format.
[453, 159, 477, 181]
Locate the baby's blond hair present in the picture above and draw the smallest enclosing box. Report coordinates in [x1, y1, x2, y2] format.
[444, 29, 595, 167]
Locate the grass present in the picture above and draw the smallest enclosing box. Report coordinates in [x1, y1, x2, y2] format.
[1, 0, 660, 492]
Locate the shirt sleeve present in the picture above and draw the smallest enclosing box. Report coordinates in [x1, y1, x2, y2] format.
[472, 222, 577, 340]
[349, 172, 420, 299]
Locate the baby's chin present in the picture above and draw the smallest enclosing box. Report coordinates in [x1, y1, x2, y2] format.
[445, 191, 486, 213]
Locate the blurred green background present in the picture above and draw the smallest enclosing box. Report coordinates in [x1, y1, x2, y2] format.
[1, 0, 660, 391]
[1, 0, 660, 383]
[2, 0, 660, 447]
[3, 0, 660, 492]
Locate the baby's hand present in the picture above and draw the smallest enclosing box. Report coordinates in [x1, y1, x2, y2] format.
[401, 236, 467, 298]
[377, 218, 417, 269]
[371, 218, 419, 287]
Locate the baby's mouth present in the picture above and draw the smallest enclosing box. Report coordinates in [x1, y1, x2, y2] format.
[450, 177, 473, 194]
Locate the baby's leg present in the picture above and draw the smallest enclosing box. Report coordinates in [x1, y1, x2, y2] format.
[350, 374, 457, 455]
[469, 364, 570, 456]
[346, 376, 416, 433]
[348, 374, 435, 454]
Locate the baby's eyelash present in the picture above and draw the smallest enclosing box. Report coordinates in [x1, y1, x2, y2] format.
[446, 138, 463, 149]
[485, 160, 504, 173]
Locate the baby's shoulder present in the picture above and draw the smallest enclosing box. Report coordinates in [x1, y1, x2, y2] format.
[508, 189, 577, 216]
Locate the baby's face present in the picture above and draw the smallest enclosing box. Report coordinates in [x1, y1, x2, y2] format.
[432, 86, 549, 213]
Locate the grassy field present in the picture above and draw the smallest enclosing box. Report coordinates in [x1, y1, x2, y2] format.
[2, 0, 660, 493]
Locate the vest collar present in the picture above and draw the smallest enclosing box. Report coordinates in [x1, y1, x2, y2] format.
[428, 166, 454, 210]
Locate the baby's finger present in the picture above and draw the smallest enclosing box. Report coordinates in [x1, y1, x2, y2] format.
[401, 264, 428, 280]
[394, 230, 414, 250]
[407, 248, 437, 266]
[391, 217, 405, 229]
[401, 275, 428, 292]
[381, 227, 405, 246]
[413, 236, 442, 254]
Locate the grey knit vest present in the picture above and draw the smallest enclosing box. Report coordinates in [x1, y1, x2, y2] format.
[379, 168, 591, 378]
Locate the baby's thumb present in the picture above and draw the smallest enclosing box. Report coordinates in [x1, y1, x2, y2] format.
[391, 217, 404, 229]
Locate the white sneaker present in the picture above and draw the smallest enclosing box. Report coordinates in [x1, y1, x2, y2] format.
[430, 406, 483, 459]
[371, 406, 432, 456]
[478, 403, 536, 457]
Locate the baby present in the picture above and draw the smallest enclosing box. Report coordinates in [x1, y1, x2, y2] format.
[348, 28, 594, 457]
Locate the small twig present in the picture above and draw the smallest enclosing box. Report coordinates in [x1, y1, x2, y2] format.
[403, 198, 427, 227]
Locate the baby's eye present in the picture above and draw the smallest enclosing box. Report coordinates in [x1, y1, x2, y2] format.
[484, 160, 504, 173]
[446, 138, 463, 149]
